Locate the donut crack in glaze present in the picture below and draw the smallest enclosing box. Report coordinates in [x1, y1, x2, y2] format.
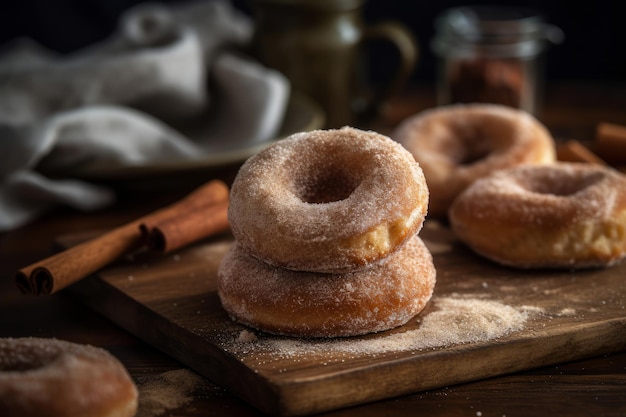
[392, 103, 556, 218]
[228, 127, 429, 273]
[218, 235, 436, 338]
[0, 337, 138, 417]
[449, 163, 626, 269]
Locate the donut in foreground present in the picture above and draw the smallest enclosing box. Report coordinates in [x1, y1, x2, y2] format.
[0, 337, 138, 417]
[228, 126, 429, 273]
[392, 103, 556, 218]
[218, 235, 436, 338]
[449, 163, 626, 269]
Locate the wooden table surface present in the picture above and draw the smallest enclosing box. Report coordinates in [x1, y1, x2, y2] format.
[2, 82, 626, 417]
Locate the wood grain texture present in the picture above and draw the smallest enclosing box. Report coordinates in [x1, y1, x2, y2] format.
[63, 221, 626, 416]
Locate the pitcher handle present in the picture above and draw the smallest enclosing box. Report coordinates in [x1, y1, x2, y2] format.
[359, 21, 419, 123]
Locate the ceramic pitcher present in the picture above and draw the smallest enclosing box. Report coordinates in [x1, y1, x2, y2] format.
[250, 0, 418, 128]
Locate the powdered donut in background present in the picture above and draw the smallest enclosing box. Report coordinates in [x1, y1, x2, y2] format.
[392, 103, 556, 218]
[449, 162, 626, 269]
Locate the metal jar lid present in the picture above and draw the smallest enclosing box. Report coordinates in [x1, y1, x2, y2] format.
[432, 5, 564, 58]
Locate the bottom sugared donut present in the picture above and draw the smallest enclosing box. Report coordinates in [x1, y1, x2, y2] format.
[217, 235, 436, 338]
[0, 337, 138, 417]
[449, 163, 626, 269]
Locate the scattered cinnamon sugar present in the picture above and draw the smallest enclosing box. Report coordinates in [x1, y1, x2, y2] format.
[237, 329, 258, 343]
[136, 369, 205, 417]
[223, 296, 536, 357]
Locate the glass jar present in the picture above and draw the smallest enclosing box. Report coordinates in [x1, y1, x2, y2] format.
[431, 6, 563, 114]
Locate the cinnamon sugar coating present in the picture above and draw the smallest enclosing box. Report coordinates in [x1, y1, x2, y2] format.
[0, 337, 138, 417]
[392, 103, 556, 218]
[228, 127, 429, 273]
[449, 163, 626, 269]
[218, 235, 436, 338]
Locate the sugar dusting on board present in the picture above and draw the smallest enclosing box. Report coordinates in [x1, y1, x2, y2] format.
[136, 369, 205, 417]
[218, 296, 538, 358]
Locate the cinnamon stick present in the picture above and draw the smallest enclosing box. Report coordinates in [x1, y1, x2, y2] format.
[138, 180, 229, 233]
[556, 140, 607, 165]
[144, 200, 230, 254]
[16, 180, 229, 296]
[595, 122, 626, 165]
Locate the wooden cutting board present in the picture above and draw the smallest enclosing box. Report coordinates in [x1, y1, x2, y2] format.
[65, 221, 626, 417]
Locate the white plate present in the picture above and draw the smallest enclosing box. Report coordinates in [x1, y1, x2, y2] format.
[69, 93, 324, 183]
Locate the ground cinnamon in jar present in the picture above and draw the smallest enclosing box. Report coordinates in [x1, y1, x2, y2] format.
[448, 57, 526, 109]
[431, 6, 563, 114]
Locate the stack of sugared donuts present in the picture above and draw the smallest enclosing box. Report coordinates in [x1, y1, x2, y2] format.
[217, 127, 436, 338]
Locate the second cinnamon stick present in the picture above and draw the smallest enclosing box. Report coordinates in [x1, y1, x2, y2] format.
[146, 200, 230, 254]
[595, 122, 626, 165]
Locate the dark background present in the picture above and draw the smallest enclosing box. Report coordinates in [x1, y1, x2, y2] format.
[1, 0, 625, 84]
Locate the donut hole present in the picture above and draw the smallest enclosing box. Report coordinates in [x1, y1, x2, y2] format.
[444, 123, 506, 166]
[459, 137, 492, 165]
[444, 130, 492, 166]
[452, 114, 524, 165]
[295, 165, 361, 203]
[524, 170, 606, 196]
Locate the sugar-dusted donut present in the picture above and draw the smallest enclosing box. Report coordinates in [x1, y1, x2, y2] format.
[449, 163, 626, 269]
[0, 337, 138, 417]
[218, 234, 436, 338]
[392, 103, 556, 218]
[228, 127, 429, 273]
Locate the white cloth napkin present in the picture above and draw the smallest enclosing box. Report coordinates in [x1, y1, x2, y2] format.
[0, 0, 290, 231]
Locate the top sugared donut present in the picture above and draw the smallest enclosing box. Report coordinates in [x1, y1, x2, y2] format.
[392, 103, 556, 218]
[228, 126, 429, 273]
